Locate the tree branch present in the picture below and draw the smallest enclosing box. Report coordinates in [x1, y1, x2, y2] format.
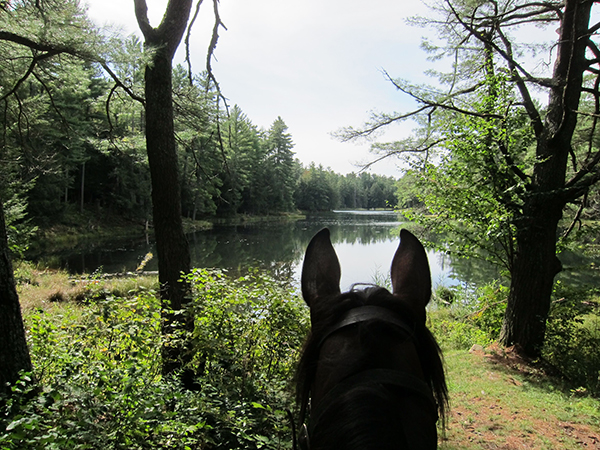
[99, 62, 145, 105]
[496, 26, 545, 139]
[0, 48, 59, 103]
[445, 0, 556, 88]
[133, 0, 155, 41]
[204, 0, 229, 112]
[0, 31, 71, 53]
[185, 0, 205, 86]
[364, 137, 447, 171]
[563, 191, 587, 240]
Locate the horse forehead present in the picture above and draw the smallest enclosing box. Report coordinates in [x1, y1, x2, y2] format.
[312, 324, 423, 402]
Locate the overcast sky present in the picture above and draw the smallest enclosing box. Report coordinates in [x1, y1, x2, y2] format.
[85, 0, 438, 176]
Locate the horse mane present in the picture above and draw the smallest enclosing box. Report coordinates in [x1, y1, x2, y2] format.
[296, 285, 449, 437]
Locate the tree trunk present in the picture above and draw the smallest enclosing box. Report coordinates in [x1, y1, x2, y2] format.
[80, 161, 85, 214]
[500, 200, 563, 356]
[145, 51, 191, 310]
[500, 0, 592, 357]
[0, 198, 33, 400]
[135, 0, 194, 376]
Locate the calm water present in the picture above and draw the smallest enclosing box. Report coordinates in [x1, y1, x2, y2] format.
[44, 210, 597, 289]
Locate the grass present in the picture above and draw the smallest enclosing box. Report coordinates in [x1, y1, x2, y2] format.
[7, 267, 600, 449]
[14, 261, 158, 314]
[439, 346, 600, 449]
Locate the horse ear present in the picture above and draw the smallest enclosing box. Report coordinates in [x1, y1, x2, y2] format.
[301, 228, 341, 306]
[391, 229, 432, 312]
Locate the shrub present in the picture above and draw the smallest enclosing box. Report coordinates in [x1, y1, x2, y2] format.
[543, 282, 600, 395]
[2, 271, 310, 449]
[468, 281, 508, 338]
[429, 309, 492, 351]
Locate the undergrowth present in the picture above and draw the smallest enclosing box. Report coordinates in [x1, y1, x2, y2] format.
[2, 268, 599, 449]
[2, 269, 309, 450]
[429, 280, 600, 396]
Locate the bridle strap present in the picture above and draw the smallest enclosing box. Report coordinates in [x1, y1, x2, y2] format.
[316, 305, 415, 349]
[307, 368, 437, 438]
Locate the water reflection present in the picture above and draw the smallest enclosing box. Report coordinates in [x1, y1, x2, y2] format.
[39, 211, 598, 291]
[46, 212, 458, 289]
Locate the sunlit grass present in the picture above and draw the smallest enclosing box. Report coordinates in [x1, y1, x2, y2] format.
[15, 261, 158, 314]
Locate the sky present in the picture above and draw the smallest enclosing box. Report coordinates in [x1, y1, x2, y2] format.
[84, 0, 438, 177]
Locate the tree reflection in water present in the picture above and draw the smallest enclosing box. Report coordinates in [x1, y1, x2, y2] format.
[44, 211, 597, 290]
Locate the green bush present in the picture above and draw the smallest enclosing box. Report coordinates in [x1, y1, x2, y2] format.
[429, 309, 491, 351]
[182, 268, 310, 448]
[428, 282, 505, 350]
[469, 281, 508, 338]
[2, 271, 309, 449]
[543, 282, 600, 395]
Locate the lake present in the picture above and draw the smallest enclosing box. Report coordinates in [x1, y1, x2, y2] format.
[45, 210, 597, 290]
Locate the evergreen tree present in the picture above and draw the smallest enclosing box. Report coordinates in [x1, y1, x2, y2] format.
[265, 117, 296, 212]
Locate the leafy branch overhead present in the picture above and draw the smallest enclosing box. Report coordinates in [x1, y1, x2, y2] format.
[0, 2, 146, 105]
[341, 0, 600, 198]
[339, 0, 600, 357]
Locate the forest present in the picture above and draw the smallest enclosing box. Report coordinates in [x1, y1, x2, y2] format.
[1, 40, 397, 234]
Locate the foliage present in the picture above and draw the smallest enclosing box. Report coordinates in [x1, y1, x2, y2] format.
[1, 271, 309, 449]
[3, 195, 38, 258]
[429, 310, 492, 351]
[429, 284, 494, 351]
[430, 279, 600, 396]
[295, 165, 397, 212]
[182, 268, 309, 448]
[4, 270, 600, 447]
[339, 0, 600, 354]
[1, 2, 401, 234]
[468, 282, 508, 338]
[429, 281, 508, 350]
[544, 282, 600, 395]
[399, 74, 530, 273]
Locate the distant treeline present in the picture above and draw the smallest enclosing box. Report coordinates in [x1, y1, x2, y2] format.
[1, 39, 397, 232]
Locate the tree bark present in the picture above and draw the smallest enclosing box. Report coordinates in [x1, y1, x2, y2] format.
[134, 0, 193, 376]
[500, 0, 593, 357]
[500, 201, 563, 356]
[0, 198, 33, 400]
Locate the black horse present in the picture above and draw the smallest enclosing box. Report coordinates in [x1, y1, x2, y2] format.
[296, 228, 448, 449]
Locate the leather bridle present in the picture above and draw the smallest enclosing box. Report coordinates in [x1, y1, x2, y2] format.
[297, 305, 438, 450]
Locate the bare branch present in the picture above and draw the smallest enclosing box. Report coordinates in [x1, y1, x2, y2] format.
[563, 191, 587, 240]
[105, 83, 118, 142]
[31, 70, 68, 130]
[99, 62, 145, 105]
[185, 0, 205, 86]
[361, 137, 446, 172]
[0, 48, 59, 103]
[336, 105, 432, 142]
[204, 0, 229, 112]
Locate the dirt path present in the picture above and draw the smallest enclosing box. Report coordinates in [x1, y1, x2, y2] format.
[440, 345, 600, 449]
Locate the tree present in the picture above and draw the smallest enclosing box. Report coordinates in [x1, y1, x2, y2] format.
[133, 0, 195, 376]
[174, 67, 222, 219]
[0, 0, 106, 397]
[265, 117, 297, 212]
[0, 197, 33, 401]
[295, 164, 338, 211]
[340, 0, 600, 357]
